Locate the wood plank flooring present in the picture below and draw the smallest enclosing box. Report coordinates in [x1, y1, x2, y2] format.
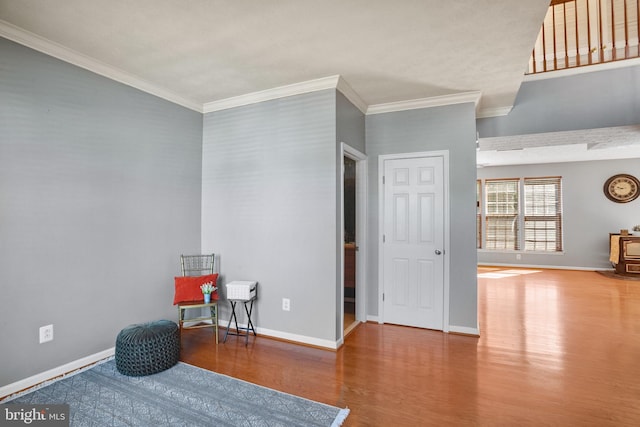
[179, 268, 640, 426]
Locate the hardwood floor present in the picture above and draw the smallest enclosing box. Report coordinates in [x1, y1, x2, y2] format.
[179, 268, 640, 426]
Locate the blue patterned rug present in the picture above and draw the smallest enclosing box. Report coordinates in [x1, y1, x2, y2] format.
[4, 358, 349, 426]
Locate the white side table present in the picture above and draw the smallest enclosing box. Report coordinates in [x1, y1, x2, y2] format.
[223, 281, 258, 345]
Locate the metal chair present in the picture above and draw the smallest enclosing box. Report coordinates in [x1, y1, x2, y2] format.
[177, 254, 218, 344]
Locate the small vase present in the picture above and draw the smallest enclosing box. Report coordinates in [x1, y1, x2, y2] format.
[204, 293, 211, 303]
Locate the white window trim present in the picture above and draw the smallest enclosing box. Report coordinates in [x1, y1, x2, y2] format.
[478, 177, 563, 253]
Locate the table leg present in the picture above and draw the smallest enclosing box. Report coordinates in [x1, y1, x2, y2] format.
[223, 301, 239, 343]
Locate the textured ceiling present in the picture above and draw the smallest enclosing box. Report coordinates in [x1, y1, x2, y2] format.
[0, 0, 550, 114]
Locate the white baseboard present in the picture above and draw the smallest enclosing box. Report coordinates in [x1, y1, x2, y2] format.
[365, 315, 479, 336]
[366, 315, 380, 323]
[478, 262, 608, 271]
[0, 347, 115, 400]
[255, 326, 338, 349]
[220, 317, 338, 350]
[448, 325, 480, 336]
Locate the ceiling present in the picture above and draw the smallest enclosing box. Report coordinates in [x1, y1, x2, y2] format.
[0, 0, 551, 115]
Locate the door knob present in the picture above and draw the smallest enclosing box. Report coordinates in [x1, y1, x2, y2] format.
[435, 249, 442, 255]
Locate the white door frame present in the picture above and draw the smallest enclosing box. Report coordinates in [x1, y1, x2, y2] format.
[340, 143, 367, 339]
[377, 150, 450, 332]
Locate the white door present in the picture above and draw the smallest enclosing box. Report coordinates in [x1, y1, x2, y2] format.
[382, 156, 444, 330]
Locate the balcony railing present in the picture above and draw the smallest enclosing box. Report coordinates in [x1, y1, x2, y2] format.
[528, 0, 640, 74]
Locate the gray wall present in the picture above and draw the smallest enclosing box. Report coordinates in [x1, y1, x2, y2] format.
[478, 64, 640, 137]
[365, 103, 478, 331]
[337, 92, 366, 154]
[0, 38, 203, 387]
[335, 91, 365, 338]
[477, 159, 640, 269]
[201, 90, 339, 343]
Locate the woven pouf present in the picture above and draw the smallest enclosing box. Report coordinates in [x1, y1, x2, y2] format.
[115, 320, 180, 376]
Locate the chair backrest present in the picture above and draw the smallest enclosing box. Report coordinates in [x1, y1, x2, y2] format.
[180, 254, 215, 277]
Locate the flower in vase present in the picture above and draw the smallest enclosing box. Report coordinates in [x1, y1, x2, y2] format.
[200, 282, 216, 294]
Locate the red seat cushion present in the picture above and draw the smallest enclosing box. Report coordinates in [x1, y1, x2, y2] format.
[173, 274, 219, 305]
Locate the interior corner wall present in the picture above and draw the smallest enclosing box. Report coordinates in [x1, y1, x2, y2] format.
[477, 64, 640, 138]
[201, 90, 339, 343]
[365, 103, 478, 331]
[0, 38, 203, 387]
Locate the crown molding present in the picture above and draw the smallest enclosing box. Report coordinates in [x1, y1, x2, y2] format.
[0, 20, 202, 112]
[202, 75, 369, 114]
[203, 75, 341, 113]
[336, 76, 368, 114]
[366, 91, 482, 115]
[205, 81, 482, 116]
[476, 105, 513, 119]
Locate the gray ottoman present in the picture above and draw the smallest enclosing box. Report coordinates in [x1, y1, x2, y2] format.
[115, 320, 180, 376]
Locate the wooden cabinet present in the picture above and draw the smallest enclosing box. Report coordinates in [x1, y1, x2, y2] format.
[344, 243, 356, 288]
[610, 233, 640, 275]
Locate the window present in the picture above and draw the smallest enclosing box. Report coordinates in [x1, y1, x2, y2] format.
[524, 177, 563, 251]
[479, 176, 563, 253]
[485, 179, 520, 250]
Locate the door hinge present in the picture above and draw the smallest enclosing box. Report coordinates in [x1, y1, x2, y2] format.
[383, 234, 386, 243]
[382, 293, 385, 301]
[382, 176, 385, 185]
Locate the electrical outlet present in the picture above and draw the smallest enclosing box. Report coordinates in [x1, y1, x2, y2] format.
[282, 298, 290, 311]
[516, 254, 522, 260]
[39, 324, 53, 343]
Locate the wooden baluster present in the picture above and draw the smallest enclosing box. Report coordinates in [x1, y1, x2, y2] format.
[563, 2, 570, 67]
[623, 0, 629, 58]
[531, 47, 537, 74]
[599, 0, 605, 63]
[587, 0, 594, 64]
[575, 0, 581, 66]
[553, 4, 559, 70]
[542, 17, 548, 72]
[611, 0, 617, 60]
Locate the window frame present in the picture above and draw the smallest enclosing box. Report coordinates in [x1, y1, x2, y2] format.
[484, 178, 520, 251]
[478, 176, 563, 253]
[523, 176, 563, 252]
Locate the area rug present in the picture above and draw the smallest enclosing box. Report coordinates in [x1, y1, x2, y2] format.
[3, 358, 349, 426]
[596, 270, 640, 281]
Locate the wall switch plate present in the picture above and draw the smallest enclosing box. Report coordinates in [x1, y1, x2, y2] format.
[282, 298, 290, 311]
[39, 324, 54, 343]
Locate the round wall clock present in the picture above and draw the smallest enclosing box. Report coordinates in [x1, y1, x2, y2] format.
[603, 174, 640, 203]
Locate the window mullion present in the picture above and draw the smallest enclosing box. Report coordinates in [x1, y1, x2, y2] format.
[517, 178, 524, 251]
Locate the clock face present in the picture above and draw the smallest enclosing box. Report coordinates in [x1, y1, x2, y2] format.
[604, 174, 640, 203]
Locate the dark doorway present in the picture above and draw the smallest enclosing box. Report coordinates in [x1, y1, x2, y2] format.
[344, 156, 357, 333]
